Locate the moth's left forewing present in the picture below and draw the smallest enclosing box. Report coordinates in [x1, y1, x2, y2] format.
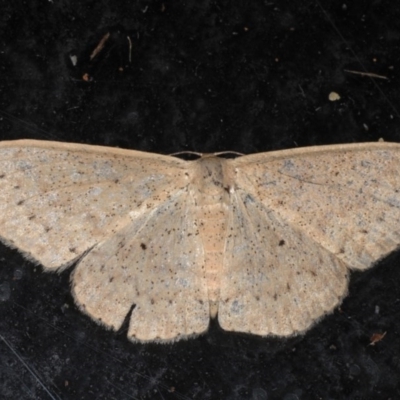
[0, 140, 190, 270]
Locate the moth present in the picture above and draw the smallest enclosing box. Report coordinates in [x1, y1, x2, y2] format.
[0, 140, 399, 342]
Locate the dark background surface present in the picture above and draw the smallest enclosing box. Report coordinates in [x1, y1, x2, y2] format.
[1, 1, 400, 399]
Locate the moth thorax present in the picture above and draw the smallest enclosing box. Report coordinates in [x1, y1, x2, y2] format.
[193, 156, 230, 199]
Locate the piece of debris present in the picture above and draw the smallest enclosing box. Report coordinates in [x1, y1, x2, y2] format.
[369, 331, 387, 346]
[70, 54, 78, 66]
[329, 92, 341, 101]
[344, 69, 388, 80]
[90, 32, 111, 60]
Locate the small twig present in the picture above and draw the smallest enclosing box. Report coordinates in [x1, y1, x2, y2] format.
[127, 36, 132, 63]
[90, 32, 111, 60]
[344, 69, 388, 80]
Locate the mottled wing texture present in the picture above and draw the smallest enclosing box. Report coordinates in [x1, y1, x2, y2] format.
[0, 140, 209, 341]
[0, 140, 188, 269]
[71, 188, 209, 342]
[219, 142, 400, 336]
